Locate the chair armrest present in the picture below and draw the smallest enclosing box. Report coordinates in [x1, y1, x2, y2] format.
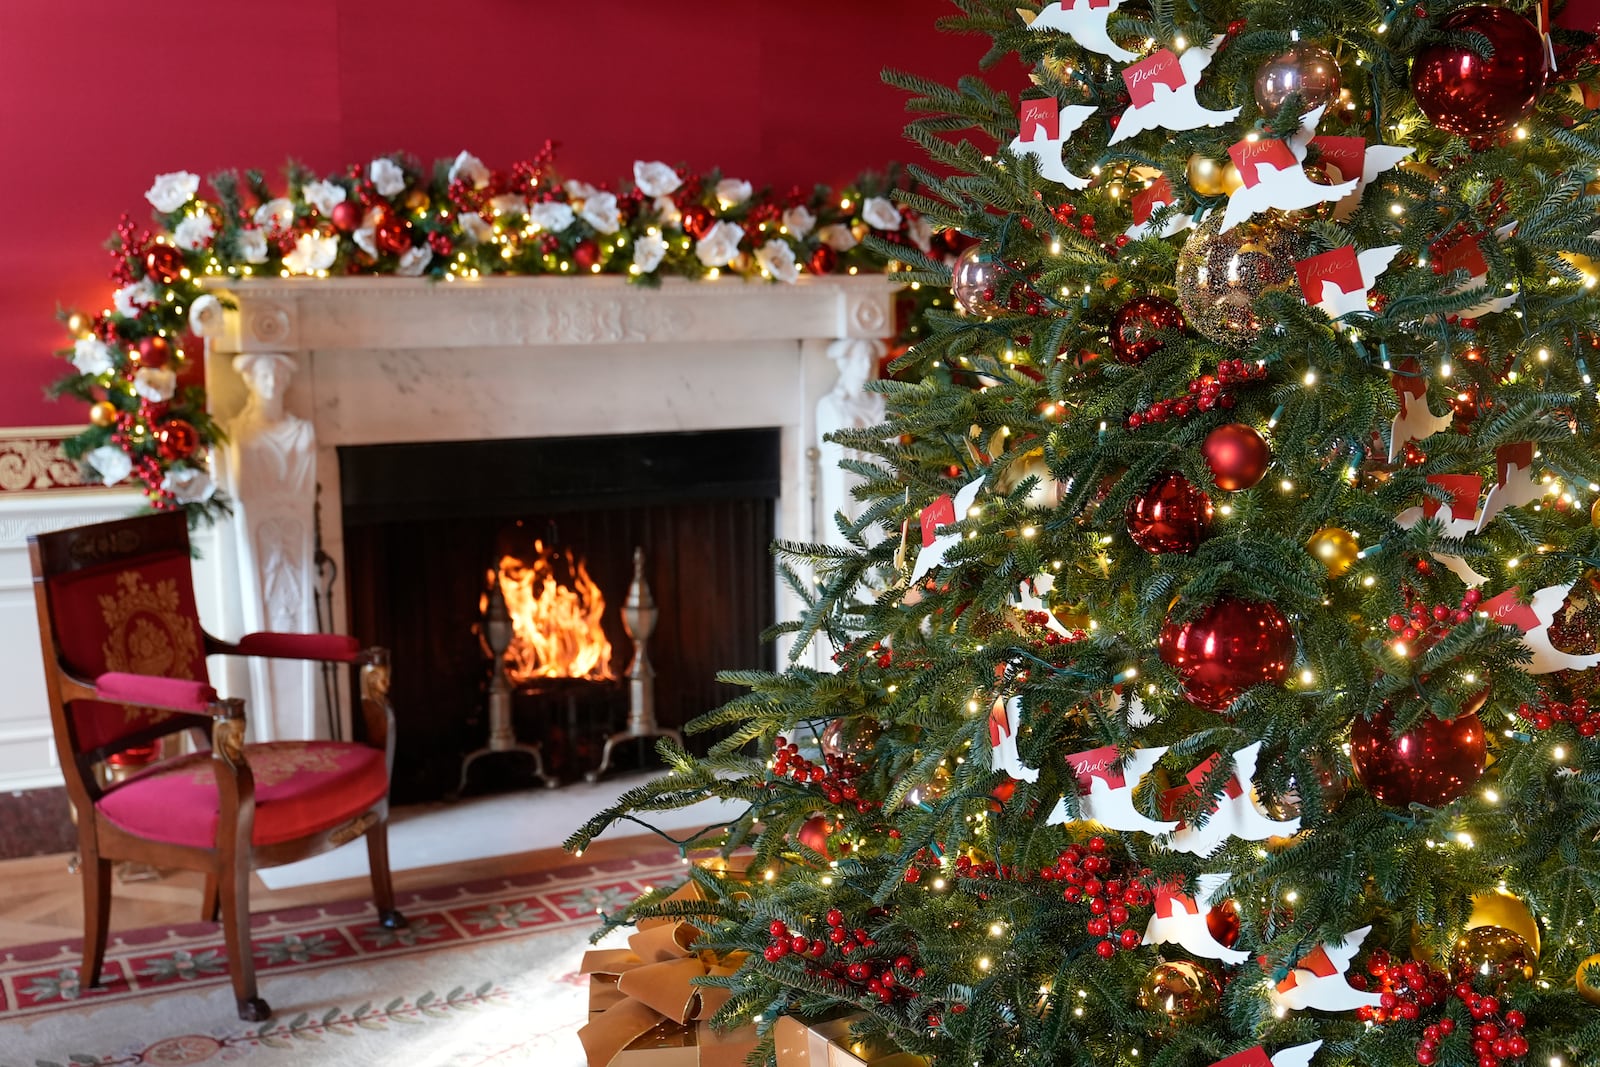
[219, 632, 363, 663]
[92, 672, 221, 715]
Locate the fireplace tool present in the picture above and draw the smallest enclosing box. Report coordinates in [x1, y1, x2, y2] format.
[455, 575, 557, 796]
[588, 547, 681, 782]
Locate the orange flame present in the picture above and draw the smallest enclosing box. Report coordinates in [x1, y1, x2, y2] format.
[489, 541, 615, 683]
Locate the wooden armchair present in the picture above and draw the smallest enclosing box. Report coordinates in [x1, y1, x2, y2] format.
[27, 511, 405, 1022]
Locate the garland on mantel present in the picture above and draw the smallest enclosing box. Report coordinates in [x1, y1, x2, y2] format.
[51, 146, 952, 524]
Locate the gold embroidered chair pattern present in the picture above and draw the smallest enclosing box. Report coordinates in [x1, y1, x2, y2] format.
[27, 511, 405, 1022]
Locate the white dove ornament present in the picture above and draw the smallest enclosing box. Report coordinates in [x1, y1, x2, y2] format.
[1161, 742, 1301, 857]
[1049, 745, 1179, 836]
[989, 695, 1040, 782]
[1395, 473, 1489, 588]
[1269, 927, 1385, 1013]
[1295, 244, 1400, 323]
[1387, 365, 1454, 464]
[1481, 583, 1600, 674]
[907, 476, 985, 587]
[1143, 873, 1251, 964]
[1026, 0, 1140, 62]
[1210, 1042, 1325, 1067]
[1125, 176, 1195, 241]
[1439, 230, 1518, 318]
[1476, 442, 1543, 531]
[1015, 571, 1078, 640]
[1109, 39, 1241, 145]
[1010, 98, 1099, 190]
[1311, 135, 1410, 220]
[1220, 107, 1357, 231]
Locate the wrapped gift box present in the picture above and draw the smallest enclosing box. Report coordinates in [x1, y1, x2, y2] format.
[773, 1014, 929, 1067]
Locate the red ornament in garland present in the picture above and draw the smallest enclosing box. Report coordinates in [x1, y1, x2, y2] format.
[1201, 423, 1271, 491]
[809, 245, 838, 276]
[1110, 295, 1185, 364]
[375, 215, 411, 255]
[573, 240, 600, 270]
[1159, 596, 1295, 710]
[144, 244, 184, 284]
[1126, 471, 1213, 554]
[133, 336, 173, 369]
[681, 205, 714, 240]
[330, 201, 363, 232]
[155, 419, 199, 461]
[1410, 6, 1548, 137]
[1350, 706, 1486, 807]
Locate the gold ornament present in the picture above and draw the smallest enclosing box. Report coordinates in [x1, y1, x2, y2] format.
[1220, 162, 1244, 195]
[1592, 495, 1600, 527]
[404, 188, 430, 213]
[1562, 250, 1600, 283]
[1451, 926, 1535, 988]
[1137, 960, 1221, 1024]
[89, 401, 118, 428]
[997, 449, 1063, 509]
[1186, 154, 1229, 197]
[1306, 527, 1360, 577]
[903, 763, 952, 808]
[820, 718, 884, 762]
[1576, 953, 1600, 1004]
[1176, 213, 1308, 345]
[65, 312, 92, 337]
[1466, 889, 1541, 958]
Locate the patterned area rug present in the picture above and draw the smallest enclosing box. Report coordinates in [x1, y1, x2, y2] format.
[0, 850, 681, 1066]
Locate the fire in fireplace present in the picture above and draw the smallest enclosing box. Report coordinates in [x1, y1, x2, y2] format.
[487, 538, 616, 683]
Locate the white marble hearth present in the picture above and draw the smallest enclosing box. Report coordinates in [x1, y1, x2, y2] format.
[200, 275, 899, 742]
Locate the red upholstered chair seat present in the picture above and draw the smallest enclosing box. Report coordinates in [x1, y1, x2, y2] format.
[97, 742, 387, 848]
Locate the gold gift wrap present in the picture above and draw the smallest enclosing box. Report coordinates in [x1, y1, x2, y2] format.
[773, 1014, 930, 1067]
[578, 881, 759, 1067]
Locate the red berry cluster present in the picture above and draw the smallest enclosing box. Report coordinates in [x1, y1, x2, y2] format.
[112, 215, 154, 285]
[772, 736, 879, 814]
[1022, 610, 1088, 646]
[1384, 587, 1483, 655]
[763, 914, 921, 1005]
[1038, 837, 1154, 959]
[1519, 694, 1597, 735]
[1357, 948, 1531, 1066]
[954, 852, 1011, 879]
[1356, 950, 1450, 1023]
[1125, 360, 1266, 428]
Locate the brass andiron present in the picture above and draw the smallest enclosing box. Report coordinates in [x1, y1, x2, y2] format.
[588, 547, 681, 782]
[456, 574, 556, 796]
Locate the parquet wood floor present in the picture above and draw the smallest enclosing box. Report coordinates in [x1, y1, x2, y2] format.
[0, 833, 671, 951]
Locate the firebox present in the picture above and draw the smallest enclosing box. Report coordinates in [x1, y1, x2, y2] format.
[339, 428, 779, 803]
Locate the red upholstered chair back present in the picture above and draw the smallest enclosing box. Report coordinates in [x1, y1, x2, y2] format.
[30, 512, 210, 757]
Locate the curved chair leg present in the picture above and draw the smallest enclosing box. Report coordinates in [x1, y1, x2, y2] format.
[79, 841, 111, 990]
[365, 818, 406, 930]
[217, 856, 269, 1021]
[200, 872, 220, 923]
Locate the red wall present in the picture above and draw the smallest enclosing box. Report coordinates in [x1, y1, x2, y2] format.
[0, 0, 983, 428]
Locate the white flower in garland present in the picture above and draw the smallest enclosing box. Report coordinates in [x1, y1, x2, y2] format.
[254, 198, 295, 233]
[695, 220, 743, 268]
[459, 212, 494, 244]
[72, 338, 114, 376]
[188, 294, 225, 338]
[369, 158, 407, 197]
[817, 224, 858, 252]
[715, 178, 753, 208]
[133, 366, 177, 403]
[173, 214, 215, 251]
[529, 201, 575, 233]
[162, 466, 216, 504]
[236, 227, 269, 264]
[449, 151, 490, 190]
[353, 207, 383, 257]
[633, 161, 681, 198]
[489, 194, 529, 219]
[302, 180, 347, 217]
[756, 240, 800, 284]
[633, 233, 668, 274]
[783, 205, 816, 238]
[907, 213, 933, 254]
[581, 192, 621, 235]
[396, 245, 433, 277]
[112, 280, 157, 318]
[862, 196, 903, 231]
[565, 179, 601, 201]
[86, 445, 132, 487]
[654, 196, 682, 229]
[145, 171, 200, 214]
[283, 231, 339, 275]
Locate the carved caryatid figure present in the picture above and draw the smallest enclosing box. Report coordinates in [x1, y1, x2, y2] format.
[815, 337, 886, 547]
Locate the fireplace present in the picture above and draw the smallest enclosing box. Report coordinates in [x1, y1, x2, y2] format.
[194, 275, 897, 752]
[339, 429, 778, 802]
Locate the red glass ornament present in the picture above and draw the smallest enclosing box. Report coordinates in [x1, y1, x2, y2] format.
[1201, 422, 1271, 491]
[330, 201, 363, 232]
[573, 240, 600, 270]
[809, 245, 838, 276]
[1350, 706, 1486, 807]
[155, 419, 199, 461]
[1126, 471, 1213, 554]
[797, 814, 834, 859]
[1159, 596, 1295, 710]
[144, 244, 184, 284]
[681, 205, 714, 240]
[1205, 899, 1241, 948]
[1111, 295, 1185, 364]
[375, 216, 411, 255]
[1410, 6, 1547, 137]
[134, 336, 172, 369]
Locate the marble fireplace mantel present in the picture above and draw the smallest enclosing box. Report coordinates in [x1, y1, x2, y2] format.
[200, 274, 899, 742]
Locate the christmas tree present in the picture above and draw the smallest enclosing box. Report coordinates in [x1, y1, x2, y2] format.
[569, 2, 1600, 1064]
